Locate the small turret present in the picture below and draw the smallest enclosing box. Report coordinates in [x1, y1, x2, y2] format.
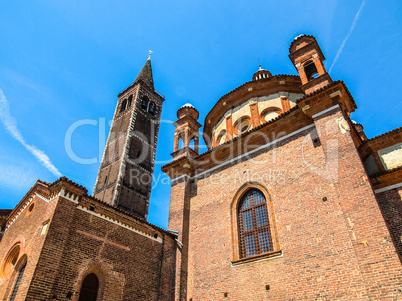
[171, 103, 202, 160]
[252, 65, 272, 81]
[289, 34, 332, 94]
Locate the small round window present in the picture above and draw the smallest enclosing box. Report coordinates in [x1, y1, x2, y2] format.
[233, 117, 251, 135]
[26, 201, 35, 216]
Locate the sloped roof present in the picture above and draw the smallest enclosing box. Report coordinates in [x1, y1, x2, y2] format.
[133, 58, 154, 90]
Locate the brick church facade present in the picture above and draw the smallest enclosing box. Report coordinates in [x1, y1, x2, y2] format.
[1, 35, 402, 300]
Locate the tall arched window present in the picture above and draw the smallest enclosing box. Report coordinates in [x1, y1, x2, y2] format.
[9, 261, 26, 301]
[127, 95, 133, 109]
[1, 243, 20, 277]
[178, 137, 185, 149]
[148, 101, 155, 115]
[189, 138, 195, 150]
[141, 97, 149, 110]
[238, 189, 273, 258]
[119, 99, 127, 113]
[78, 273, 99, 301]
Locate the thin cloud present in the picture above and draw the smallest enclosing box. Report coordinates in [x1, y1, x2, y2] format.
[0, 163, 38, 191]
[0, 88, 62, 177]
[329, 0, 366, 73]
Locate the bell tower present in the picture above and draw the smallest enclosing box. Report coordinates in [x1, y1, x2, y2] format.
[171, 103, 202, 160]
[93, 55, 164, 219]
[289, 34, 332, 95]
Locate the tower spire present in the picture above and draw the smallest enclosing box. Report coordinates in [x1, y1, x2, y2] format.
[134, 55, 154, 90]
[94, 55, 164, 219]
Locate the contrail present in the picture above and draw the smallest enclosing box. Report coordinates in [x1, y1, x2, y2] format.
[329, 0, 366, 73]
[0, 88, 62, 177]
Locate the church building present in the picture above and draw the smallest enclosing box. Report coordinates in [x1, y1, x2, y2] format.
[1, 35, 402, 300]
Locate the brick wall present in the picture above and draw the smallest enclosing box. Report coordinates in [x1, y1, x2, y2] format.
[0, 189, 57, 301]
[0, 180, 176, 301]
[376, 187, 402, 260]
[169, 108, 402, 300]
[168, 177, 191, 301]
[25, 193, 176, 301]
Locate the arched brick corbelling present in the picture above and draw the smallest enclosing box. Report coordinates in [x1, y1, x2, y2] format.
[73, 264, 106, 301]
[230, 182, 280, 261]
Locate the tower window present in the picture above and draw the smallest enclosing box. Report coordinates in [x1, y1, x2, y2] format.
[127, 95, 133, 109]
[148, 101, 155, 115]
[178, 137, 185, 149]
[189, 138, 195, 150]
[238, 189, 273, 258]
[141, 97, 149, 110]
[304, 61, 319, 81]
[119, 95, 133, 113]
[119, 99, 127, 113]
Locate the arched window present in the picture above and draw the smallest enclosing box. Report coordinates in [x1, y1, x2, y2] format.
[141, 97, 149, 110]
[1, 243, 20, 277]
[127, 95, 133, 109]
[78, 273, 99, 301]
[148, 101, 155, 115]
[216, 130, 228, 146]
[233, 116, 251, 135]
[8, 261, 27, 301]
[119, 99, 127, 113]
[189, 138, 195, 150]
[238, 189, 273, 258]
[178, 137, 185, 149]
[260, 107, 283, 124]
[304, 61, 319, 81]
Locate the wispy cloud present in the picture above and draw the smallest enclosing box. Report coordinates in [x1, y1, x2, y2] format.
[0, 163, 38, 191]
[0, 88, 62, 177]
[329, 0, 366, 73]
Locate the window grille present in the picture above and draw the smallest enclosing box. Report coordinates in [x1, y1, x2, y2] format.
[238, 190, 273, 258]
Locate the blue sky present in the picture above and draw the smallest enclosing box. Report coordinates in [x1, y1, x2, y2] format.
[0, 0, 401, 228]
